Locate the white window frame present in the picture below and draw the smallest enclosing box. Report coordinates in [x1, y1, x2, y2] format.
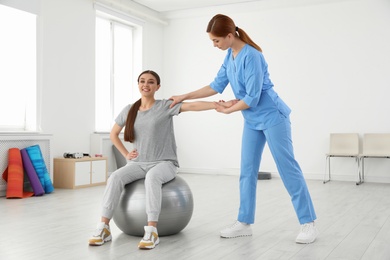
[94, 3, 143, 133]
[0, 2, 40, 132]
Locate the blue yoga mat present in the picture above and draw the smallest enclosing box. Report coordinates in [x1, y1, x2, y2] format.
[21, 149, 45, 196]
[25, 145, 54, 194]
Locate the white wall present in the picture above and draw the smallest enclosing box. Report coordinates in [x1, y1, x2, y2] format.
[36, 0, 165, 158]
[2, 0, 165, 175]
[4, 0, 390, 183]
[40, 0, 95, 158]
[161, 0, 390, 182]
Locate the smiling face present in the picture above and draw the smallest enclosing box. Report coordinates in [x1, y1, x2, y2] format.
[138, 72, 160, 97]
[208, 33, 233, 50]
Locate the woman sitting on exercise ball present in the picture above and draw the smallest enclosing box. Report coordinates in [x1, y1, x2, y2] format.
[89, 70, 216, 249]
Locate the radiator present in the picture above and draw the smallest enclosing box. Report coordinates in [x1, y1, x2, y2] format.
[0, 134, 52, 197]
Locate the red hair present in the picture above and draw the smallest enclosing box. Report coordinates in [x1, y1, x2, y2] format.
[207, 14, 262, 52]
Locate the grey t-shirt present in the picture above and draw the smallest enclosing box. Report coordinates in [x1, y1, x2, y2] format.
[115, 99, 182, 167]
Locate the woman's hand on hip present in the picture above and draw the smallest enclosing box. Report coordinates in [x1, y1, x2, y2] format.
[126, 149, 138, 160]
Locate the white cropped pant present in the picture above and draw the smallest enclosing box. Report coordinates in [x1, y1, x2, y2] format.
[101, 160, 177, 222]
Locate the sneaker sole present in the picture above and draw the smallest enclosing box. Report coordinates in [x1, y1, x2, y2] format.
[138, 245, 156, 249]
[295, 229, 318, 244]
[138, 238, 160, 249]
[220, 233, 252, 238]
[89, 236, 112, 246]
[296, 237, 316, 244]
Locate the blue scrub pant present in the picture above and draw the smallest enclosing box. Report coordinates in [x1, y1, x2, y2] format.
[238, 117, 317, 225]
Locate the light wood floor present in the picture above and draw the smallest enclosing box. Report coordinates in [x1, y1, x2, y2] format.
[1, 173, 390, 260]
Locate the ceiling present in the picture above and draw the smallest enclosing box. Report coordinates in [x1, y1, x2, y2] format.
[132, 0, 263, 13]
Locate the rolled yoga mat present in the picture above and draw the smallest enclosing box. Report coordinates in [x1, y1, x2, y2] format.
[2, 148, 34, 198]
[25, 145, 54, 194]
[21, 148, 45, 196]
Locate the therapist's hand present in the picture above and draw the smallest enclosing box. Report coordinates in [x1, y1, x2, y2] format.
[214, 102, 232, 114]
[217, 99, 239, 108]
[215, 99, 249, 114]
[169, 95, 186, 108]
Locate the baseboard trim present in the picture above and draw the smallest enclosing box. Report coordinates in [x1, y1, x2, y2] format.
[178, 168, 390, 184]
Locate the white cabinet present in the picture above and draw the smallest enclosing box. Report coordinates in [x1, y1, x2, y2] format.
[91, 160, 107, 184]
[74, 161, 91, 186]
[54, 157, 107, 189]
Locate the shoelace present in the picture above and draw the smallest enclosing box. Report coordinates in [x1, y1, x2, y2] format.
[93, 228, 104, 236]
[143, 232, 152, 241]
[230, 221, 242, 229]
[300, 223, 313, 233]
[93, 225, 109, 236]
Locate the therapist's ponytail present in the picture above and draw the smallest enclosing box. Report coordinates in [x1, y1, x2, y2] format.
[206, 14, 262, 52]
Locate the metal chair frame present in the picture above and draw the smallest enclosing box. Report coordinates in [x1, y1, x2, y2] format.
[324, 133, 361, 184]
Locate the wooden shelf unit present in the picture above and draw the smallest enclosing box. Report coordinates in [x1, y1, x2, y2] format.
[53, 157, 108, 189]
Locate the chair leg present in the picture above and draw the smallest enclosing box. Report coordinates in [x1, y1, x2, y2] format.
[324, 156, 331, 184]
[356, 157, 364, 185]
[356, 157, 361, 185]
[361, 158, 365, 184]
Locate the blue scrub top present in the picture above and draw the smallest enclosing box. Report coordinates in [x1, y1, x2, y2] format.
[210, 44, 291, 130]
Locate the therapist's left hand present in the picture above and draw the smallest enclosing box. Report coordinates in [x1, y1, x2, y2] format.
[214, 102, 232, 114]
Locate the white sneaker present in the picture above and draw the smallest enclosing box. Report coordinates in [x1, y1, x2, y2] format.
[220, 221, 252, 238]
[89, 222, 112, 246]
[138, 226, 160, 249]
[295, 222, 318, 244]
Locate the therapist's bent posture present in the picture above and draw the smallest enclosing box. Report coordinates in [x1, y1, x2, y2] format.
[170, 14, 318, 244]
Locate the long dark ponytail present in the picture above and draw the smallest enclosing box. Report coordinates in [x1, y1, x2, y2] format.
[123, 70, 161, 143]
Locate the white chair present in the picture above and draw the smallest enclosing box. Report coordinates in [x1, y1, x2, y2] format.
[360, 133, 390, 185]
[324, 133, 360, 184]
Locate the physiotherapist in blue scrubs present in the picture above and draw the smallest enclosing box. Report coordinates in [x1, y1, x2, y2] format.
[170, 14, 318, 244]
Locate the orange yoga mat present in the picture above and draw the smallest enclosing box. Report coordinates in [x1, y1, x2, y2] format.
[2, 148, 34, 199]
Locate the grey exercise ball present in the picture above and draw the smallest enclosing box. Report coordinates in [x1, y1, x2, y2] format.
[113, 175, 194, 237]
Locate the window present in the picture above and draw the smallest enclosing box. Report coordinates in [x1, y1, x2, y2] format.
[0, 4, 37, 131]
[95, 14, 142, 132]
